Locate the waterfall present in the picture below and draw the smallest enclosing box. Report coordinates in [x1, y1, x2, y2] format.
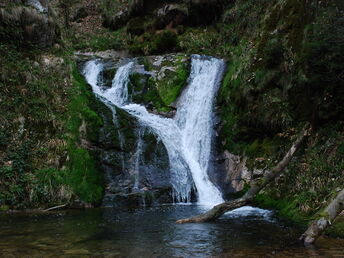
[83, 55, 225, 205]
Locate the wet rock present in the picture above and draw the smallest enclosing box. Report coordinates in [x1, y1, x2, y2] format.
[75, 50, 130, 60]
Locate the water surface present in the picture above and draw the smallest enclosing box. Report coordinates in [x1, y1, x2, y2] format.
[0, 205, 343, 257]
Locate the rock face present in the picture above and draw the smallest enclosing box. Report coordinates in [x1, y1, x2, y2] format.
[214, 151, 251, 196]
[213, 148, 273, 199]
[97, 103, 172, 207]
[0, 3, 59, 49]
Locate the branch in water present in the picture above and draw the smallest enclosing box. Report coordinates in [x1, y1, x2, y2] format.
[176, 126, 312, 224]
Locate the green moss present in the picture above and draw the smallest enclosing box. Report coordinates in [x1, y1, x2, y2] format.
[326, 217, 344, 238]
[65, 148, 103, 203]
[63, 63, 104, 204]
[155, 59, 189, 106]
[254, 193, 310, 227]
[143, 78, 165, 110]
[129, 54, 189, 112]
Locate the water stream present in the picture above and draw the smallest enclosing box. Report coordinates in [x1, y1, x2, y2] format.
[83, 55, 224, 205]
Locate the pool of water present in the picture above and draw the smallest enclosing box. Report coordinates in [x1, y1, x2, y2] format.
[0, 205, 343, 257]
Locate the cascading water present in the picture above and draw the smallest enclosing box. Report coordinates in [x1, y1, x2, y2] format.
[83, 55, 225, 205]
[133, 127, 144, 190]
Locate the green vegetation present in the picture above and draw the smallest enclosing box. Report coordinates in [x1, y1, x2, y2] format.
[63, 65, 104, 203]
[0, 41, 105, 208]
[127, 54, 190, 112]
[156, 58, 189, 106]
[325, 217, 344, 238]
[70, 28, 127, 52]
[0, 43, 69, 208]
[254, 194, 309, 226]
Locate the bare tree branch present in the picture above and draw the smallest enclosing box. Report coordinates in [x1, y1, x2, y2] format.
[176, 126, 312, 224]
[300, 189, 344, 245]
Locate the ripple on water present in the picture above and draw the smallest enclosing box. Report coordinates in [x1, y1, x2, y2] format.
[0, 205, 343, 257]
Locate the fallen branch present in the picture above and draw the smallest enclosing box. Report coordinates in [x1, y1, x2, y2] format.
[300, 189, 344, 245]
[176, 126, 312, 224]
[43, 204, 67, 212]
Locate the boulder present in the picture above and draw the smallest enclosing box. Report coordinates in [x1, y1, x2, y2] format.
[155, 3, 188, 29]
[213, 150, 252, 197]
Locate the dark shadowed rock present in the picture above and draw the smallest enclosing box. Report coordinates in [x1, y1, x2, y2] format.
[73, 7, 89, 22]
[155, 4, 188, 29]
[103, 8, 130, 30]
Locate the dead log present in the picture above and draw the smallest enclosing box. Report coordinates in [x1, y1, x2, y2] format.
[300, 189, 344, 245]
[43, 204, 67, 212]
[176, 126, 312, 224]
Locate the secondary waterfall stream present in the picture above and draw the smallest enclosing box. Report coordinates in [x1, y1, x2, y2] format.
[83, 55, 225, 205]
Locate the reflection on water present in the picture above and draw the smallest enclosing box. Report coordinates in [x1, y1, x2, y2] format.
[0, 205, 343, 257]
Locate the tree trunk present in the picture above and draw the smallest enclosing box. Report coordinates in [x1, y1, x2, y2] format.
[300, 189, 344, 245]
[176, 126, 312, 224]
